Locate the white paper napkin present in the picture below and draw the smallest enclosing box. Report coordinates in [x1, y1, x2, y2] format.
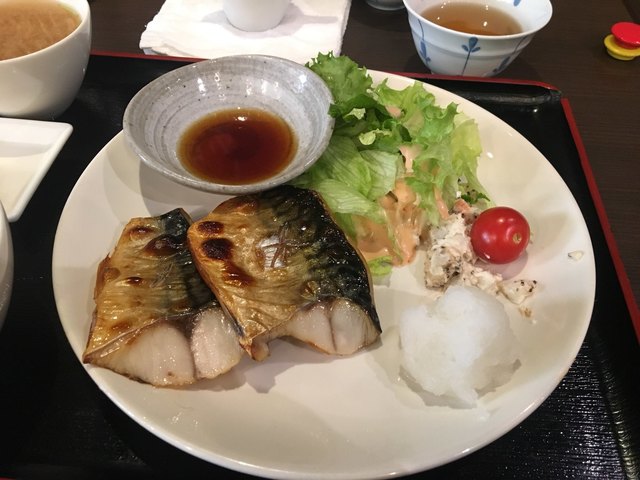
[140, 0, 352, 64]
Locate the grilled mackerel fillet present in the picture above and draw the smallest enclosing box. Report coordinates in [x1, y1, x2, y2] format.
[187, 185, 381, 361]
[83, 209, 243, 386]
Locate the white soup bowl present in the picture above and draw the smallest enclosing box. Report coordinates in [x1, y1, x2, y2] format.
[0, 0, 91, 120]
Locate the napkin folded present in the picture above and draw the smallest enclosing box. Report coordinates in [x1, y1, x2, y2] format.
[140, 0, 352, 64]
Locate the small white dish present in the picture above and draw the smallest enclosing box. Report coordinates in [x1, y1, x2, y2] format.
[0, 118, 72, 221]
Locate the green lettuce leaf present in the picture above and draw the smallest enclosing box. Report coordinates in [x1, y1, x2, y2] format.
[300, 52, 490, 275]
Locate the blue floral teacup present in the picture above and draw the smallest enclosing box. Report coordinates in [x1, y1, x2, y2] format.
[403, 0, 552, 76]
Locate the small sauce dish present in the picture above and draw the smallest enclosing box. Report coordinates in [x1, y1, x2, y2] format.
[123, 55, 334, 195]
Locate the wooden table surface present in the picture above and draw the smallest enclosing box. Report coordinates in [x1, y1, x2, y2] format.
[88, 0, 640, 321]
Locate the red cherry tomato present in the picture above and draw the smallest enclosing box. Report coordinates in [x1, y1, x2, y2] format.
[470, 206, 530, 264]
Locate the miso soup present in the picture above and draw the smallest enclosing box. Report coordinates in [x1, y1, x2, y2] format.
[0, 0, 81, 60]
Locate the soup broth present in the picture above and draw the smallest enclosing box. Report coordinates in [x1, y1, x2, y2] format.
[0, 0, 81, 61]
[421, 2, 522, 36]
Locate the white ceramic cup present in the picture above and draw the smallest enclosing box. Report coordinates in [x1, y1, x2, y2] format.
[0, 0, 91, 120]
[223, 0, 291, 32]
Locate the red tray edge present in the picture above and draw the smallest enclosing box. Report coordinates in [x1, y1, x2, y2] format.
[559, 98, 640, 344]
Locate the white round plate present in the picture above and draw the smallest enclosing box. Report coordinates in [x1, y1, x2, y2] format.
[52, 71, 595, 479]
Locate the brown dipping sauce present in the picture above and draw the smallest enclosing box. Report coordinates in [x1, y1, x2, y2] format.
[178, 108, 297, 185]
[421, 2, 522, 36]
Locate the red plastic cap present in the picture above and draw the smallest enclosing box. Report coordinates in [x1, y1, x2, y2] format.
[611, 22, 640, 49]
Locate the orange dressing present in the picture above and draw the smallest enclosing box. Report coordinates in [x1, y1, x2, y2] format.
[356, 179, 424, 266]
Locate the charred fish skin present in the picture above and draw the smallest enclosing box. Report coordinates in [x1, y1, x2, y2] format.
[84, 208, 235, 386]
[188, 185, 381, 360]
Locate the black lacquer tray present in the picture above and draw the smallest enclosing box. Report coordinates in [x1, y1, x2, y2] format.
[0, 53, 638, 480]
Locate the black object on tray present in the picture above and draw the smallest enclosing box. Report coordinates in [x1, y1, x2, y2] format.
[0, 53, 638, 480]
